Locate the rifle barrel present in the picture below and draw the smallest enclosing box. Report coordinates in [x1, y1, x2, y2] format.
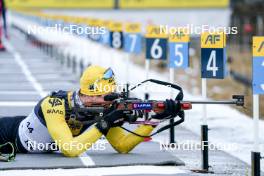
[181, 100, 238, 105]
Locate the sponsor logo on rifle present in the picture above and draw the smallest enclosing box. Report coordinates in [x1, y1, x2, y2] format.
[47, 109, 64, 115]
[132, 103, 152, 110]
[48, 98, 62, 107]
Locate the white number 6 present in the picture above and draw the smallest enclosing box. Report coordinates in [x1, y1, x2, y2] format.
[151, 39, 162, 59]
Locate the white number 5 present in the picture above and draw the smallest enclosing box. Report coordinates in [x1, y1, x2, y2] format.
[174, 44, 183, 66]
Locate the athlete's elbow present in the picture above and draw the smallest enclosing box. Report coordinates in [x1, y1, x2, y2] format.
[118, 149, 130, 154]
[61, 149, 82, 157]
[115, 145, 133, 154]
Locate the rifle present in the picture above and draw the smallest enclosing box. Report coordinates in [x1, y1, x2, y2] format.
[74, 79, 244, 138]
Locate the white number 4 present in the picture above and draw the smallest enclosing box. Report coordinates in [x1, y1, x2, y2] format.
[206, 50, 218, 77]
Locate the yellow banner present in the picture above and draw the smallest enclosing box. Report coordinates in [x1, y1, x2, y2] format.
[71, 17, 87, 24]
[253, 37, 264, 57]
[120, 0, 229, 9]
[8, 0, 229, 9]
[125, 23, 141, 33]
[6, 0, 114, 9]
[109, 22, 123, 32]
[169, 29, 190, 42]
[102, 20, 111, 29]
[201, 32, 226, 48]
[145, 26, 168, 38]
[88, 19, 103, 27]
[78, 17, 90, 25]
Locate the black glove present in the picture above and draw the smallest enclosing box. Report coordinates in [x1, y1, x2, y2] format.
[152, 99, 181, 119]
[95, 110, 125, 135]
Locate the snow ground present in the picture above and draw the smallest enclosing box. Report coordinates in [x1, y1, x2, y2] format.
[7, 13, 264, 173]
[1, 166, 188, 176]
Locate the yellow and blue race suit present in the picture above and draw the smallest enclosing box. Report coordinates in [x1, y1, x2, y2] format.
[17, 90, 154, 157]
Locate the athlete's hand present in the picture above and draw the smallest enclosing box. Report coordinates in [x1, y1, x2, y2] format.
[151, 99, 181, 119]
[95, 109, 126, 135]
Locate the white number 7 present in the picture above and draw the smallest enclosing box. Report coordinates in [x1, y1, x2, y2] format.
[128, 34, 137, 52]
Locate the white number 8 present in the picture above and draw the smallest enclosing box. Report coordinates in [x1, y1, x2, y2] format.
[112, 32, 121, 48]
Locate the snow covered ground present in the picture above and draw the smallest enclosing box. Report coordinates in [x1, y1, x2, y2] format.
[6, 13, 264, 173]
[1, 166, 188, 176]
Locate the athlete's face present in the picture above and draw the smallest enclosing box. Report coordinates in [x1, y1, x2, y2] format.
[79, 94, 112, 107]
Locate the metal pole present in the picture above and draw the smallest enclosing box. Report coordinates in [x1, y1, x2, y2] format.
[257, 16, 263, 36]
[169, 68, 175, 143]
[114, 0, 119, 9]
[251, 94, 260, 176]
[60, 50, 65, 66]
[251, 152, 261, 176]
[125, 53, 130, 98]
[201, 78, 209, 171]
[50, 45, 54, 58]
[145, 59, 150, 100]
[72, 57, 76, 74]
[54, 47, 59, 60]
[67, 54, 71, 68]
[80, 61, 84, 77]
